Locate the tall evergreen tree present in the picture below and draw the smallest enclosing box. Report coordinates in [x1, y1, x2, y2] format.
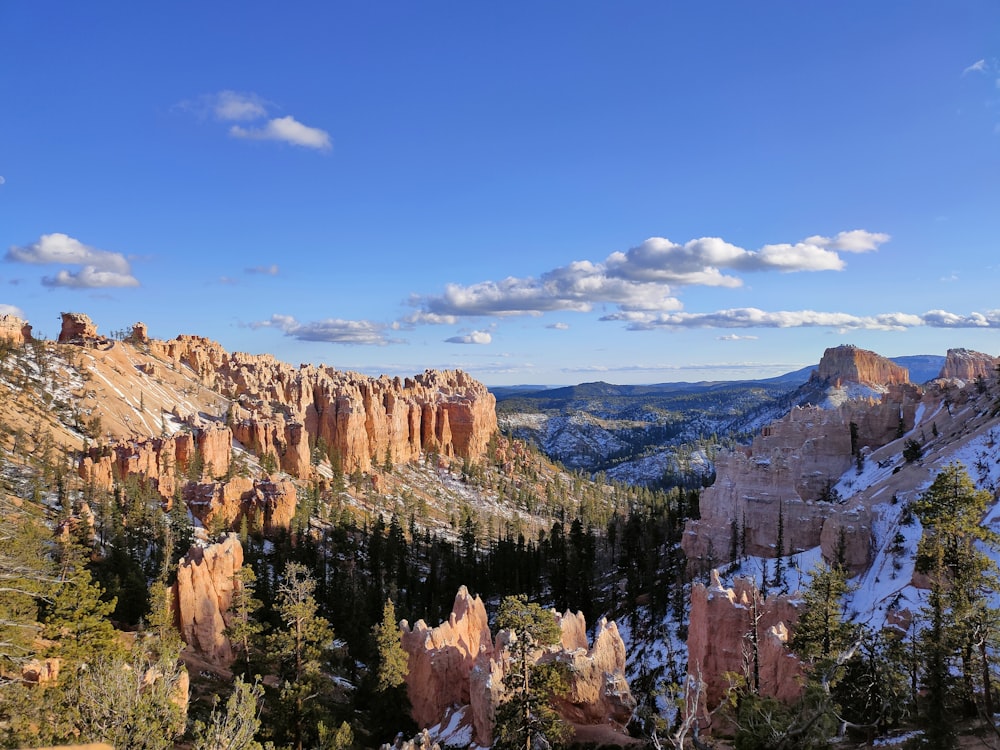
[493, 595, 570, 750]
[266, 561, 338, 750]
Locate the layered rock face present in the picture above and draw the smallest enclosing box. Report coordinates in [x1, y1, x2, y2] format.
[687, 571, 803, 721]
[401, 586, 494, 732]
[938, 347, 998, 382]
[684, 360, 922, 572]
[184, 475, 297, 533]
[400, 587, 634, 746]
[148, 335, 497, 476]
[79, 424, 233, 501]
[812, 344, 908, 387]
[173, 534, 244, 663]
[0, 314, 32, 344]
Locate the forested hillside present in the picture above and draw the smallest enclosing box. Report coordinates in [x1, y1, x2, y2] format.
[0, 315, 693, 749]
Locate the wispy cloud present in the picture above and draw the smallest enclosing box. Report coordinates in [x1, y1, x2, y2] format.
[0, 304, 24, 317]
[964, 59, 987, 76]
[250, 314, 399, 345]
[405, 230, 889, 322]
[717, 334, 758, 341]
[602, 307, 1000, 332]
[179, 90, 332, 152]
[547, 322, 570, 330]
[246, 264, 280, 276]
[445, 330, 492, 345]
[230, 116, 332, 151]
[6, 233, 139, 288]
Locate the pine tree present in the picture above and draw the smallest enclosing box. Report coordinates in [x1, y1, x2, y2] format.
[790, 562, 855, 664]
[42, 540, 124, 666]
[226, 565, 264, 677]
[372, 598, 408, 693]
[493, 595, 570, 750]
[191, 676, 265, 750]
[266, 561, 338, 750]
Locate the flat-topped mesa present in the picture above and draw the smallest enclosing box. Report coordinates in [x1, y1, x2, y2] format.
[812, 344, 909, 388]
[0, 314, 32, 345]
[937, 347, 999, 382]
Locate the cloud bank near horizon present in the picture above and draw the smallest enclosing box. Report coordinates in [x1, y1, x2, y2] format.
[249, 229, 999, 347]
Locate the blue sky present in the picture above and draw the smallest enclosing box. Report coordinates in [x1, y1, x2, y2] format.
[2, 2, 999, 385]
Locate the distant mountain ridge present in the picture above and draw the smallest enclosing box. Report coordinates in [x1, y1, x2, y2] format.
[492, 348, 982, 486]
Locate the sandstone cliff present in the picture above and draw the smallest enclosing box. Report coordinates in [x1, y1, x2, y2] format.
[811, 344, 909, 388]
[682, 385, 920, 572]
[173, 534, 244, 664]
[937, 347, 998, 382]
[400, 587, 634, 746]
[58, 311, 101, 343]
[687, 570, 803, 722]
[0, 314, 32, 344]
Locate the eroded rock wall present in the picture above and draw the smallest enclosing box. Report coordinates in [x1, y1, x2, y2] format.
[687, 571, 803, 722]
[400, 587, 634, 746]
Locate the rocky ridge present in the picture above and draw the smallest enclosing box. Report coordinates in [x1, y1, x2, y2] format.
[682, 343, 1000, 724]
[0, 312, 498, 535]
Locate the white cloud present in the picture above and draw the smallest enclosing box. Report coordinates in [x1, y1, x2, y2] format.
[547, 322, 570, 330]
[406, 230, 888, 322]
[7, 233, 140, 288]
[0, 304, 24, 317]
[212, 90, 269, 121]
[246, 264, 280, 275]
[717, 334, 758, 341]
[601, 307, 1000, 332]
[0, 176, 5, 185]
[230, 116, 332, 151]
[964, 59, 987, 75]
[250, 314, 397, 345]
[179, 91, 332, 152]
[445, 330, 492, 345]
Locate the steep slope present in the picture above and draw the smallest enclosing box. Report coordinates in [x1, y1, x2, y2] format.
[682, 344, 1000, 721]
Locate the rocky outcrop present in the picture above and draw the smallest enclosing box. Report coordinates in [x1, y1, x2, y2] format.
[683, 380, 921, 572]
[938, 347, 998, 383]
[149, 334, 497, 476]
[0, 314, 32, 344]
[185, 475, 297, 533]
[173, 534, 243, 663]
[58, 311, 102, 343]
[401, 586, 494, 732]
[79, 424, 233, 501]
[400, 587, 634, 746]
[812, 344, 909, 388]
[687, 571, 803, 722]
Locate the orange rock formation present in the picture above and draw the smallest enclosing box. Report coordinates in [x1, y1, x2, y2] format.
[0, 314, 32, 344]
[400, 587, 634, 746]
[687, 570, 803, 722]
[812, 344, 909, 387]
[173, 534, 244, 663]
[937, 347, 998, 382]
